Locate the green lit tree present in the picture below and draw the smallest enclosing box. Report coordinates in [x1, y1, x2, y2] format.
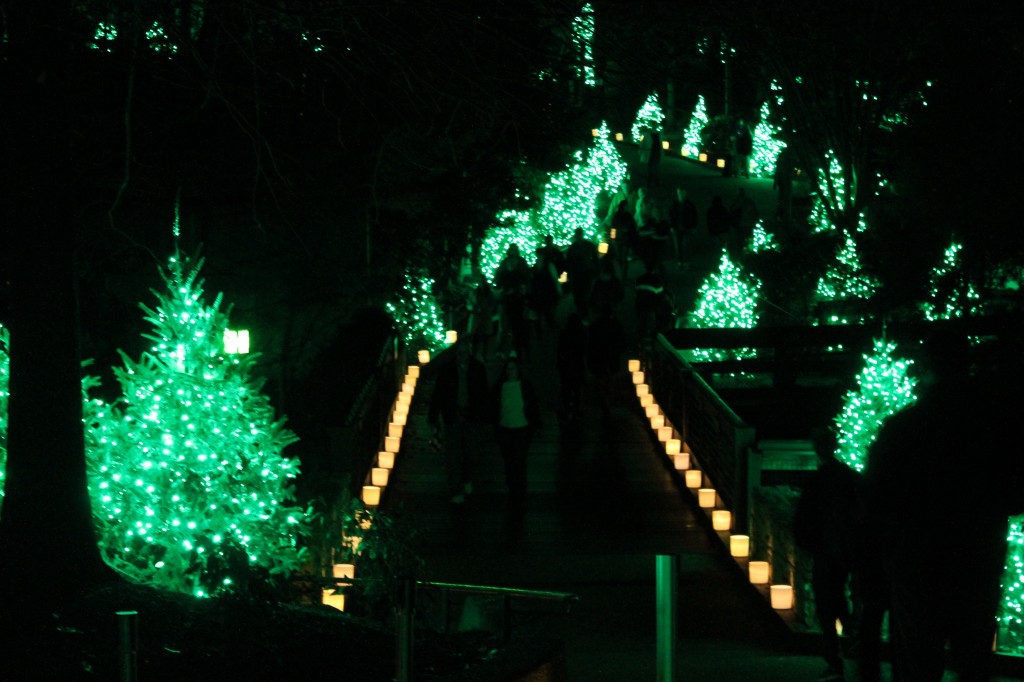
[691, 250, 762, 362]
[833, 338, 917, 472]
[1000, 521, 1024, 650]
[815, 231, 879, 303]
[0, 326, 7, 500]
[87, 250, 309, 597]
[631, 92, 665, 144]
[746, 220, 780, 254]
[682, 95, 708, 158]
[922, 241, 984, 321]
[749, 100, 787, 177]
[588, 121, 629, 193]
[386, 268, 449, 353]
[572, 2, 597, 87]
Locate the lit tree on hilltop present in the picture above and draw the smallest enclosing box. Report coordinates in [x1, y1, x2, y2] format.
[682, 95, 708, 158]
[386, 267, 449, 353]
[631, 92, 664, 143]
[691, 250, 761, 362]
[87, 250, 309, 597]
[833, 338, 917, 472]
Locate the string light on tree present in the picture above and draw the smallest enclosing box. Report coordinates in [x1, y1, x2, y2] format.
[587, 121, 629, 193]
[631, 92, 665, 144]
[833, 338, 917, 472]
[749, 100, 786, 177]
[922, 241, 983, 321]
[87, 249, 309, 597]
[746, 220, 780, 254]
[572, 3, 596, 87]
[682, 95, 708, 158]
[999, 520, 1024, 647]
[690, 250, 761, 362]
[816, 231, 879, 302]
[479, 217, 538, 284]
[0, 326, 8, 499]
[386, 268, 449, 353]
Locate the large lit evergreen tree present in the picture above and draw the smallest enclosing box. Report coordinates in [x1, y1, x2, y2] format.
[386, 268, 449, 353]
[749, 100, 787, 177]
[690, 250, 762, 362]
[87, 250, 309, 597]
[630, 92, 665, 144]
[833, 339, 917, 472]
[815, 231, 879, 304]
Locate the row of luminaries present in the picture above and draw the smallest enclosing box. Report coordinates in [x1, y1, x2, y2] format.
[630, 359, 794, 612]
[322, 355, 429, 611]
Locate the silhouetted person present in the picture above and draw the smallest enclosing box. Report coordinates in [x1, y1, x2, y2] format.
[634, 261, 670, 343]
[612, 199, 638, 272]
[588, 257, 624, 324]
[647, 131, 662, 186]
[565, 227, 598, 320]
[490, 353, 541, 513]
[707, 195, 730, 254]
[494, 244, 530, 360]
[794, 427, 868, 682]
[734, 119, 753, 178]
[428, 341, 489, 504]
[528, 245, 560, 336]
[865, 332, 1024, 681]
[586, 301, 627, 414]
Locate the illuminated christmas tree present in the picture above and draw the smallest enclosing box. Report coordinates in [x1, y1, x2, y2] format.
[746, 220, 780, 254]
[1000, 521, 1024, 649]
[922, 241, 983, 321]
[87, 250, 309, 597]
[682, 95, 708, 158]
[631, 92, 665, 144]
[572, 3, 596, 87]
[815, 231, 879, 303]
[833, 338, 917, 472]
[588, 121, 629, 193]
[386, 267, 449, 353]
[690, 250, 761, 362]
[537, 150, 603, 244]
[479, 215, 539, 284]
[749, 100, 786, 177]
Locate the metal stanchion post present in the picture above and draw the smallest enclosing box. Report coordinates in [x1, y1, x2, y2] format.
[116, 610, 138, 682]
[396, 576, 416, 682]
[656, 555, 678, 682]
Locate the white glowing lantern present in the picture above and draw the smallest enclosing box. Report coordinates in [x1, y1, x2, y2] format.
[673, 452, 690, 470]
[446, 330, 458, 344]
[628, 359, 641, 373]
[716, 158, 726, 169]
[384, 436, 400, 453]
[598, 242, 609, 255]
[644, 403, 660, 419]
[322, 589, 346, 611]
[658, 426, 673, 443]
[388, 423, 404, 439]
[639, 393, 654, 408]
[680, 148, 689, 157]
[559, 271, 568, 284]
[712, 510, 732, 531]
[770, 585, 794, 610]
[377, 451, 395, 469]
[636, 383, 650, 398]
[396, 393, 412, 409]
[392, 411, 408, 427]
[223, 329, 251, 354]
[685, 470, 702, 488]
[748, 561, 770, 584]
[371, 467, 390, 487]
[401, 382, 415, 395]
[592, 128, 600, 137]
[730, 535, 750, 557]
[615, 132, 624, 141]
[407, 365, 420, 379]
[332, 563, 355, 580]
[665, 439, 681, 456]
[698, 152, 708, 163]
[650, 414, 665, 430]
[632, 370, 645, 385]
[418, 349, 431, 364]
[698, 488, 716, 508]
[661, 140, 670, 150]
[362, 485, 382, 507]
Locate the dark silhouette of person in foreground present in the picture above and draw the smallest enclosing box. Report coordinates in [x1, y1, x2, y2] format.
[865, 332, 1024, 681]
[795, 427, 868, 681]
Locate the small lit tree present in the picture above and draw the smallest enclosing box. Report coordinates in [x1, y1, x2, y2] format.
[631, 92, 665, 144]
[588, 121, 629, 193]
[691, 250, 762, 362]
[833, 338, 917, 472]
[749, 100, 787, 177]
[922, 241, 983, 321]
[387, 267, 449, 353]
[746, 220, 780, 254]
[815, 231, 879, 303]
[682, 95, 708, 158]
[87, 250, 309, 597]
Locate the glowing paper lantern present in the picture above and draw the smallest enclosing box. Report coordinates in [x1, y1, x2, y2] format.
[371, 467, 390, 487]
[322, 589, 346, 611]
[636, 383, 650, 398]
[559, 271, 568, 284]
[640, 393, 654, 408]
[362, 485, 382, 507]
[407, 365, 420, 379]
[749, 561, 770, 584]
[401, 382, 415, 395]
[377, 451, 395, 469]
[628, 359, 641, 372]
[770, 585, 794, 609]
[592, 128, 600, 137]
[384, 436, 400, 453]
[685, 470, 702, 488]
[673, 452, 690, 470]
[446, 330, 458, 344]
[658, 426, 673, 442]
[666, 439, 681, 456]
[388, 423, 404, 439]
[396, 393, 411, 409]
[645, 403, 660, 419]
[598, 242, 609, 255]
[712, 510, 732, 531]
[698, 488, 716, 508]
[610, 228, 617, 239]
[632, 370, 644, 385]
[418, 350, 430, 364]
[615, 132, 624, 141]
[699, 153, 708, 163]
[392, 411, 408, 427]
[661, 140, 670, 150]
[730, 535, 750, 557]
[650, 414, 665, 430]
[332, 563, 355, 580]
[716, 158, 726, 169]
